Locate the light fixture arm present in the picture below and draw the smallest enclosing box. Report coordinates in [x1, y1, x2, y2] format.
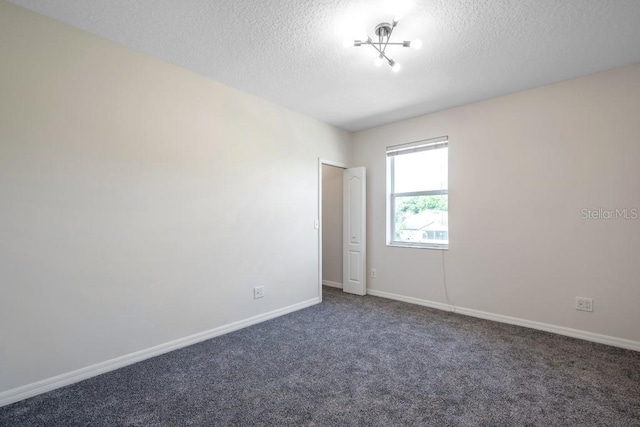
[377, 20, 396, 56]
[367, 39, 392, 64]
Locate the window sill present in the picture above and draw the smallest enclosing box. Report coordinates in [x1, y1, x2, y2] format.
[387, 242, 449, 250]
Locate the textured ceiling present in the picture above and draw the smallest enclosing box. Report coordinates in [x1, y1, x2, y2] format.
[8, 0, 640, 131]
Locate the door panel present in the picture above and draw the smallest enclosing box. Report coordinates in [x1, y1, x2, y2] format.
[348, 251, 361, 282]
[343, 167, 366, 296]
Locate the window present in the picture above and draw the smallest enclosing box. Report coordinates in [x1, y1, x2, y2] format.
[387, 137, 448, 249]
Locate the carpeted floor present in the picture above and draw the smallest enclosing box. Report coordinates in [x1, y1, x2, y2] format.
[2, 287, 640, 426]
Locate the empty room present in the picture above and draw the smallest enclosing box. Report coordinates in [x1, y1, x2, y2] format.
[1, 0, 639, 425]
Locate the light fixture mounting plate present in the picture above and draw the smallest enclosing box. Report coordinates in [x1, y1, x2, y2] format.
[374, 22, 393, 38]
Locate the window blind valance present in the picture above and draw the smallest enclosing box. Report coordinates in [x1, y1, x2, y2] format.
[386, 136, 448, 157]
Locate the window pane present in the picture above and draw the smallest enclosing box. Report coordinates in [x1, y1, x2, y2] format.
[393, 195, 448, 245]
[393, 147, 448, 193]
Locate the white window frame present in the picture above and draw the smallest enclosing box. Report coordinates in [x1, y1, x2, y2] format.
[386, 136, 449, 250]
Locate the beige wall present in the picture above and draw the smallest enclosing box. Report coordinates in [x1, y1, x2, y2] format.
[322, 164, 343, 285]
[0, 1, 351, 394]
[354, 63, 640, 344]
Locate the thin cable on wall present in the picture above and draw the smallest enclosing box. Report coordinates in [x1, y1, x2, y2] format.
[441, 249, 455, 313]
[439, 141, 454, 313]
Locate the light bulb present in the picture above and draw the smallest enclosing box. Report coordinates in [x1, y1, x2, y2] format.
[392, 62, 401, 73]
[412, 39, 423, 50]
[342, 39, 353, 48]
[390, 0, 412, 23]
[375, 56, 384, 67]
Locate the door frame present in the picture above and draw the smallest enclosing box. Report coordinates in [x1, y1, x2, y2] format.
[318, 158, 351, 302]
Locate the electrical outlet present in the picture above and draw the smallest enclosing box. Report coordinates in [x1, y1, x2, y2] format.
[253, 286, 264, 299]
[371, 269, 377, 278]
[576, 297, 593, 312]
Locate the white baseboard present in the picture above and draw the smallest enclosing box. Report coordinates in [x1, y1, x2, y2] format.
[0, 297, 320, 408]
[366, 289, 454, 312]
[322, 280, 343, 289]
[366, 288, 640, 352]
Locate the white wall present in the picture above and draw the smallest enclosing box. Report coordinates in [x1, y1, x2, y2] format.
[353, 63, 640, 345]
[0, 1, 351, 395]
[322, 164, 343, 285]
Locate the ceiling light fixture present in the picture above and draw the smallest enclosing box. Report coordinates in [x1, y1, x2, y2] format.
[345, 17, 421, 72]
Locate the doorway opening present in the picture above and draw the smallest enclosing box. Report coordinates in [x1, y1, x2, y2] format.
[321, 163, 344, 292]
[318, 159, 367, 300]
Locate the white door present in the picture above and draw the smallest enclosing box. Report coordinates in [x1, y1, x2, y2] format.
[342, 167, 366, 296]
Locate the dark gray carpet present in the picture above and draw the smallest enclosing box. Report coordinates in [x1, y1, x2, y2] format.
[2, 287, 639, 426]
